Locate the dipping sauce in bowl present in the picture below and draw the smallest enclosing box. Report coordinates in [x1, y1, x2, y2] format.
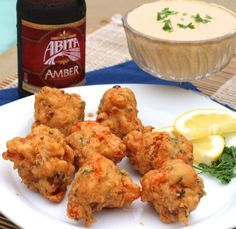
[123, 0, 236, 81]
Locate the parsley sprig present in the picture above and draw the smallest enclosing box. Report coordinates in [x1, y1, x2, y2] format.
[163, 19, 173, 32]
[156, 7, 177, 32]
[194, 146, 236, 184]
[192, 14, 213, 24]
[177, 22, 195, 29]
[157, 7, 178, 21]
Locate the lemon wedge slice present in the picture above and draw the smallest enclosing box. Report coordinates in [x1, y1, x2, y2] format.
[193, 135, 224, 165]
[174, 109, 236, 140]
[224, 132, 236, 147]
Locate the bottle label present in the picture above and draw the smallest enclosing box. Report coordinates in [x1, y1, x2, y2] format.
[21, 18, 86, 93]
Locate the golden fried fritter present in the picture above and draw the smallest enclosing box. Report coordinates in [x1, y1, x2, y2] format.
[65, 121, 126, 168]
[141, 159, 205, 225]
[2, 125, 75, 203]
[34, 86, 85, 136]
[96, 86, 143, 138]
[124, 127, 193, 175]
[67, 153, 140, 226]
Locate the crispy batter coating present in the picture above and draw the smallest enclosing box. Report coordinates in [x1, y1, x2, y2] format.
[96, 86, 143, 138]
[65, 121, 126, 168]
[124, 127, 193, 175]
[2, 125, 75, 203]
[34, 86, 85, 136]
[141, 159, 205, 225]
[67, 153, 141, 226]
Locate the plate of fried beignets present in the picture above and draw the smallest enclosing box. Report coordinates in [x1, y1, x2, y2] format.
[0, 84, 235, 229]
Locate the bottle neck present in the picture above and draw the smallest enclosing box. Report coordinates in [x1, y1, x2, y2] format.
[17, 0, 86, 25]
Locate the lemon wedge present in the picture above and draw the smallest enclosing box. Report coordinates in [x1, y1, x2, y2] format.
[193, 135, 224, 165]
[174, 109, 236, 140]
[224, 132, 236, 147]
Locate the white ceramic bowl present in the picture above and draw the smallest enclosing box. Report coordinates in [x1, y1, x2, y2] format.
[123, 5, 236, 82]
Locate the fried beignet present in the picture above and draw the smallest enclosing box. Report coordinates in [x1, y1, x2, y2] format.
[2, 125, 75, 203]
[67, 153, 140, 226]
[34, 86, 85, 135]
[65, 121, 126, 168]
[141, 159, 205, 225]
[124, 128, 193, 175]
[96, 86, 143, 138]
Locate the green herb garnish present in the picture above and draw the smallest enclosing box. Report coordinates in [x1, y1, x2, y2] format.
[157, 7, 178, 21]
[206, 15, 213, 19]
[162, 19, 173, 32]
[194, 146, 236, 184]
[182, 13, 188, 16]
[192, 13, 212, 24]
[177, 22, 195, 29]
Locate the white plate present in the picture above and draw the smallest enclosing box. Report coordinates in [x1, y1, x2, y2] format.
[0, 84, 235, 229]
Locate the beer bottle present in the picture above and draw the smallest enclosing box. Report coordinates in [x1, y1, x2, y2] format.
[17, 0, 86, 97]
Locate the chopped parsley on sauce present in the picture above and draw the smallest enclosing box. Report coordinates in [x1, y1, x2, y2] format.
[157, 7, 178, 21]
[162, 19, 174, 32]
[156, 7, 213, 33]
[192, 13, 213, 24]
[177, 22, 195, 29]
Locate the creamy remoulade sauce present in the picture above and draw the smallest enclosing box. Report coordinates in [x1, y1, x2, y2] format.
[127, 0, 236, 41]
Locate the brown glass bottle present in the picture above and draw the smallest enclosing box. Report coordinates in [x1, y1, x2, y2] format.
[17, 0, 86, 97]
